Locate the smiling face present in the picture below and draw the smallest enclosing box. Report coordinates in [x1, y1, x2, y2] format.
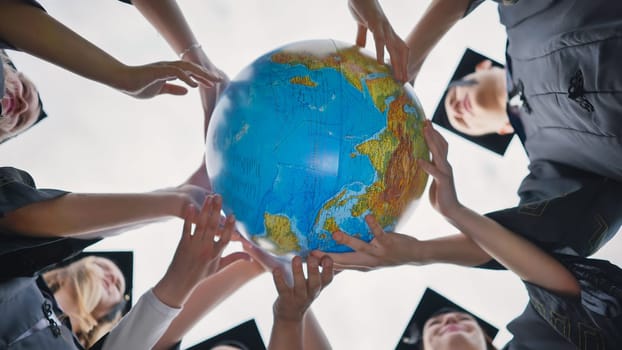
[0, 63, 41, 142]
[90, 257, 126, 320]
[422, 311, 488, 350]
[444, 61, 511, 136]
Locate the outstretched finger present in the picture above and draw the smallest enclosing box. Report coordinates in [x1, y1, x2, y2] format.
[272, 267, 290, 295]
[159, 83, 188, 96]
[312, 250, 374, 271]
[332, 230, 372, 253]
[205, 195, 222, 233]
[306, 256, 322, 296]
[373, 32, 386, 65]
[365, 215, 385, 239]
[216, 214, 236, 251]
[424, 122, 448, 159]
[177, 61, 222, 83]
[194, 196, 213, 238]
[417, 158, 443, 181]
[388, 39, 409, 82]
[355, 24, 367, 47]
[319, 256, 334, 288]
[162, 65, 199, 88]
[181, 205, 195, 239]
[291, 256, 306, 296]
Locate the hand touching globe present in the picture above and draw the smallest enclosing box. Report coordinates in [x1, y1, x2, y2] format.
[206, 39, 429, 258]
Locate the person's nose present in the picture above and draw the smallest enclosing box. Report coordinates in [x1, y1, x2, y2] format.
[451, 98, 463, 117]
[14, 94, 29, 116]
[442, 313, 459, 325]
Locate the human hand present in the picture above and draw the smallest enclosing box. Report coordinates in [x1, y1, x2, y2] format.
[236, 233, 285, 273]
[310, 215, 422, 271]
[417, 121, 462, 217]
[272, 255, 334, 323]
[348, 0, 408, 82]
[154, 195, 249, 307]
[117, 60, 222, 99]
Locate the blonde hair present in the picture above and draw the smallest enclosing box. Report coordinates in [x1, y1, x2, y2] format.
[43, 256, 124, 348]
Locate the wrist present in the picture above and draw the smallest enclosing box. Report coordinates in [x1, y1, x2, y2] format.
[178, 43, 203, 60]
[273, 302, 306, 323]
[152, 189, 190, 218]
[152, 276, 192, 309]
[444, 205, 472, 230]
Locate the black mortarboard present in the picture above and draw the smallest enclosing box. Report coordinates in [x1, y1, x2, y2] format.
[72, 250, 134, 317]
[395, 288, 498, 350]
[431, 48, 512, 155]
[0, 49, 48, 125]
[186, 319, 266, 350]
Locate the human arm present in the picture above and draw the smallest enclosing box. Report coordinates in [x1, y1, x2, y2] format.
[0, 0, 220, 98]
[347, 0, 408, 82]
[103, 196, 248, 350]
[311, 225, 491, 271]
[302, 309, 332, 350]
[268, 255, 334, 350]
[152, 259, 264, 350]
[131, 0, 230, 190]
[130, 0, 229, 131]
[419, 122, 580, 296]
[0, 184, 210, 238]
[404, 0, 471, 82]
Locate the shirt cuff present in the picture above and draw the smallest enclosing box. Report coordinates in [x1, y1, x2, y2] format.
[102, 289, 181, 350]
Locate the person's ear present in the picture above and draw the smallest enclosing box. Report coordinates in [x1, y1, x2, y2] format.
[475, 60, 493, 72]
[497, 121, 514, 135]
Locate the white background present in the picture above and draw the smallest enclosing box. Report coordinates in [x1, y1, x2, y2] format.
[2, 1, 620, 349]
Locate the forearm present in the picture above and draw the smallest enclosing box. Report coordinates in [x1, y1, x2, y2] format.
[404, 0, 470, 80]
[0, 192, 185, 237]
[417, 233, 492, 267]
[268, 318, 303, 350]
[103, 289, 181, 350]
[0, 0, 127, 89]
[152, 260, 265, 350]
[447, 206, 580, 295]
[132, 0, 198, 56]
[302, 309, 331, 350]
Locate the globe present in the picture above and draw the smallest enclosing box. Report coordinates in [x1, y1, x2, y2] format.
[206, 39, 429, 258]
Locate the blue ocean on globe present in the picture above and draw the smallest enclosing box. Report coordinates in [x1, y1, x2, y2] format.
[206, 39, 429, 258]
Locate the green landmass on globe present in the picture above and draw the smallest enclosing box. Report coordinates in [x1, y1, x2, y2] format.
[206, 39, 429, 258]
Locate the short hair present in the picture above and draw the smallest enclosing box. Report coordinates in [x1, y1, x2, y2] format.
[431, 48, 512, 156]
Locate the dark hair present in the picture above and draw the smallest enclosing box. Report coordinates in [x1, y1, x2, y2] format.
[212, 340, 250, 350]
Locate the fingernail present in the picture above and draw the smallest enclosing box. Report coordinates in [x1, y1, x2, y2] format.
[332, 231, 342, 241]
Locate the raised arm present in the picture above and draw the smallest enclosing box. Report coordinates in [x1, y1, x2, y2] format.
[0, 185, 209, 238]
[268, 255, 334, 350]
[0, 0, 220, 98]
[419, 122, 580, 296]
[152, 259, 265, 350]
[131, 0, 229, 127]
[103, 195, 248, 350]
[404, 0, 471, 83]
[311, 219, 491, 271]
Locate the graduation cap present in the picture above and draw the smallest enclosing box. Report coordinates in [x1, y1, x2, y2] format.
[186, 319, 266, 350]
[395, 288, 498, 350]
[431, 48, 512, 156]
[69, 250, 134, 317]
[0, 49, 48, 126]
